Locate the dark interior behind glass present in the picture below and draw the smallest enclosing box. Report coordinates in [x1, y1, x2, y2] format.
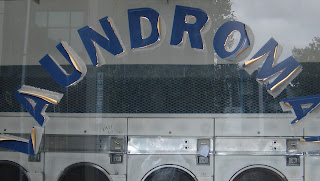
[233, 167, 287, 181]
[59, 163, 110, 181]
[144, 167, 196, 181]
[0, 161, 29, 181]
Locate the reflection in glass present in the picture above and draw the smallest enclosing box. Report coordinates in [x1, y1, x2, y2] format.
[48, 12, 69, 27]
[35, 12, 47, 28]
[48, 28, 70, 43]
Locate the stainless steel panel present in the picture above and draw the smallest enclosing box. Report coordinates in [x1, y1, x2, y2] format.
[45, 135, 126, 153]
[128, 118, 214, 137]
[215, 138, 286, 155]
[128, 136, 213, 154]
[215, 117, 302, 137]
[46, 117, 127, 135]
[287, 139, 302, 154]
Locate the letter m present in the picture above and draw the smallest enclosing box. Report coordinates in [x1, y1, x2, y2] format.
[241, 38, 302, 97]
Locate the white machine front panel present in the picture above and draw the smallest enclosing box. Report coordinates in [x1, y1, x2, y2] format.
[45, 153, 126, 181]
[128, 118, 213, 136]
[127, 154, 213, 181]
[28, 173, 44, 181]
[215, 116, 302, 137]
[0, 116, 38, 134]
[302, 126, 320, 137]
[215, 155, 303, 181]
[305, 156, 320, 181]
[46, 117, 127, 135]
[0, 152, 44, 173]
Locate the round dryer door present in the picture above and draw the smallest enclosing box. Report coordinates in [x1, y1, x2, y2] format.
[231, 165, 288, 181]
[58, 163, 112, 181]
[0, 161, 29, 181]
[143, 165, 197, 181]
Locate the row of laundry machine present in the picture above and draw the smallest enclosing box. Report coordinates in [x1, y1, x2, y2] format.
[1, 113, 320, 181]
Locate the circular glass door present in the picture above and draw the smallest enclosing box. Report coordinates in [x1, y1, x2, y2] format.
[143, 165, 197, 181]
[0, 161, 29, 181]
[231, 165, 287, 181]
[58, 163, 112, 181]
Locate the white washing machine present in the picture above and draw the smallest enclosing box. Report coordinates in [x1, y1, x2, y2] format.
[127, 117, 214, 181]
[215, 115, 304, 181]
[297, 118, 320, 181]
[44, 115, 127, 181]
[0, 114, 44, 181]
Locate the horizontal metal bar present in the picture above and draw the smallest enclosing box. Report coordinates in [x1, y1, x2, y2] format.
[44, 135, 126, 153]
[128, 136, 213, 154]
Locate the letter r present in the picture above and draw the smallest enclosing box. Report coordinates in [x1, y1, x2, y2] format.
[170, 5, 208, 49]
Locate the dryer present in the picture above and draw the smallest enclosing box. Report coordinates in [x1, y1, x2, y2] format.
[215, 115, 303, 181]
[298, 119, 320, 181]
[127, 117, 214, 181]
[0, 114, 44, 181]
[44, 115, 127, 181]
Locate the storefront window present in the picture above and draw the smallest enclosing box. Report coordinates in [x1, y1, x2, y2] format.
[0, 0, 319, 181]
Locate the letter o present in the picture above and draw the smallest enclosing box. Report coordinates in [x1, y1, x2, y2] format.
[213, 21, 251, 61]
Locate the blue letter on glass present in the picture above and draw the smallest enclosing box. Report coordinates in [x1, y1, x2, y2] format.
[281, 95, 320, 124]
[78, 16, 124, 66]
[170, 5, 208, 49]
[128, 8, 160, 49]
[242, 38, 302, 97]
[300, 136, 320, 142]
[14, 85, 63, 126]
[213, 21, 250, 61]
[0, 86, 62, 155]
[39, 42, 87, 87]
[0, 136, 35, 155]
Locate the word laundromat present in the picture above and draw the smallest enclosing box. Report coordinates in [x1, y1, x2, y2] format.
[1, 5, 320, 155]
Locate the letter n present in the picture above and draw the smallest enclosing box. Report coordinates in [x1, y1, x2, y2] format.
[78, 16, 124, 66]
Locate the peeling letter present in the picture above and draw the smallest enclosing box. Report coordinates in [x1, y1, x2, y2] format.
[14, 85, 63, 126]
[0, 126, 43, 155]
[1, 86, 62, 155]
[241, 38, 302, 97]
[128, 8, 160, 49]
[78, 16, 124, 66]
[280, 94, 320, 124]
[214, 21, 251, 61]
[170, 5, 208, 49]
[39, 41, 87, 87]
